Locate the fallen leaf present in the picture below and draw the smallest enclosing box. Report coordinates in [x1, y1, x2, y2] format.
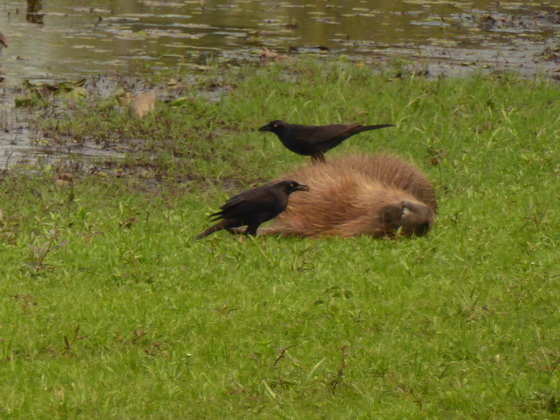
[167, 78, 181, 89]
[116, 89, 133, 106]
[259, 47, 294, 63]
[55, 172, 74, 186]
[260, 46, 278, 59]
[57, 172, 74, 182]
[131, 90, 156, 118]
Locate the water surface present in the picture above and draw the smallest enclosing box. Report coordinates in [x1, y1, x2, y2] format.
[0, 0, 558, 81]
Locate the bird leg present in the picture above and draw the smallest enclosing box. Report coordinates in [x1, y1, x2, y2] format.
[311, 153, 326, 163]
[245, 224, 260, 236]
[225, 227, 247, 235]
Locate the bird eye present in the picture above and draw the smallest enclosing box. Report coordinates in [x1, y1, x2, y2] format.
[273, 123, 278, 128]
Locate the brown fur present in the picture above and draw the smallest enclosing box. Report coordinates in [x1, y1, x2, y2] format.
[262, 154, 438, 238]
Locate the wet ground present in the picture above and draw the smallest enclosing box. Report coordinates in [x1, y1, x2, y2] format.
[0, 0, 559, 168]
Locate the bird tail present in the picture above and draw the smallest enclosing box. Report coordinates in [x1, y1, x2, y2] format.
[195, 219, 231, 240]
[356, 124, 395, 133]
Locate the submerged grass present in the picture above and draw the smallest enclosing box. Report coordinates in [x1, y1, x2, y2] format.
[1, 59, 560, 418]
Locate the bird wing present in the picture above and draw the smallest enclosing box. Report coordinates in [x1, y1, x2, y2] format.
[212, 187, 278, 220]
[295, 124, 362, 146]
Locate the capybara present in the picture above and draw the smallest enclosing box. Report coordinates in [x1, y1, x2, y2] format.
[261, 154, 437, 238]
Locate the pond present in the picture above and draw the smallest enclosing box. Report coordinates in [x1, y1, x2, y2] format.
[0, 0, 559, 82]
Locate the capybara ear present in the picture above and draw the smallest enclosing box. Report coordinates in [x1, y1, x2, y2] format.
[380, 202, 405, 234]
[399, 200, 435, 237]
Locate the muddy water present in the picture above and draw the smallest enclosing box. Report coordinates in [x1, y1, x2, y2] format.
[0, 0, 558, 81]
[0, 0, 558, 169]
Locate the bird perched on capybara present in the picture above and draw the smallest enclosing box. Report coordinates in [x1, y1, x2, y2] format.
[196, 180, 309, 239]
[258, 120, 395, 162]
[260, 154, 437, 238]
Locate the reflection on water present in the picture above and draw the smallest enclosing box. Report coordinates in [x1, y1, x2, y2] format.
[26, 0, 44, 25]
[0, 0, 557, 82]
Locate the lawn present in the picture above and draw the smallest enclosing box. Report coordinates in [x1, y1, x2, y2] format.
[0, 59, 559, 418]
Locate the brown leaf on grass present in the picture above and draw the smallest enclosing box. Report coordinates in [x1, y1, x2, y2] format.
[132, 330, 147, 344]
[167, 78, 181, 89]
[119, 216, 137, 228]
[274, 345, 297, 366]
[131, 90, 156, 118]
[260, 46, 278, 59]
[427, 147, 448, 166]
[134, 330, 147, 338]
[116, 88, 133, 106]
[11, 294, 37, 306]
[56, 172, 74, 186]
[259, 47, 294, 63]
[353, 106, 367, 116]
[58, 172, 73, 182]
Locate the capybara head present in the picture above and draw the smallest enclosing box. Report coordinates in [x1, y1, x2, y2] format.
[381, 200, 435, 237]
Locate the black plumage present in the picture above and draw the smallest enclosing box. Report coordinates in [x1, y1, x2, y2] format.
[196, 180, 309, 239]
[259, 120, 395, 162]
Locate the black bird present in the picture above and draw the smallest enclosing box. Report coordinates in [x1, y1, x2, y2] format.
[196, 180, 309, 239]
[259, 120, 395, 162]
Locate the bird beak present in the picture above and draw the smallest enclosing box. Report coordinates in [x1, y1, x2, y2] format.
[258, 124, 271, 132]
[296, 184, 310, 192]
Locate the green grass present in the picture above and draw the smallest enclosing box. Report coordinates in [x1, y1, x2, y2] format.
[1, 59, 560, 418]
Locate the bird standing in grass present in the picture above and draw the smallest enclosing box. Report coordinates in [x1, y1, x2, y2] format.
[196, 180, 309, 239]
[258, 120, 395, 162]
